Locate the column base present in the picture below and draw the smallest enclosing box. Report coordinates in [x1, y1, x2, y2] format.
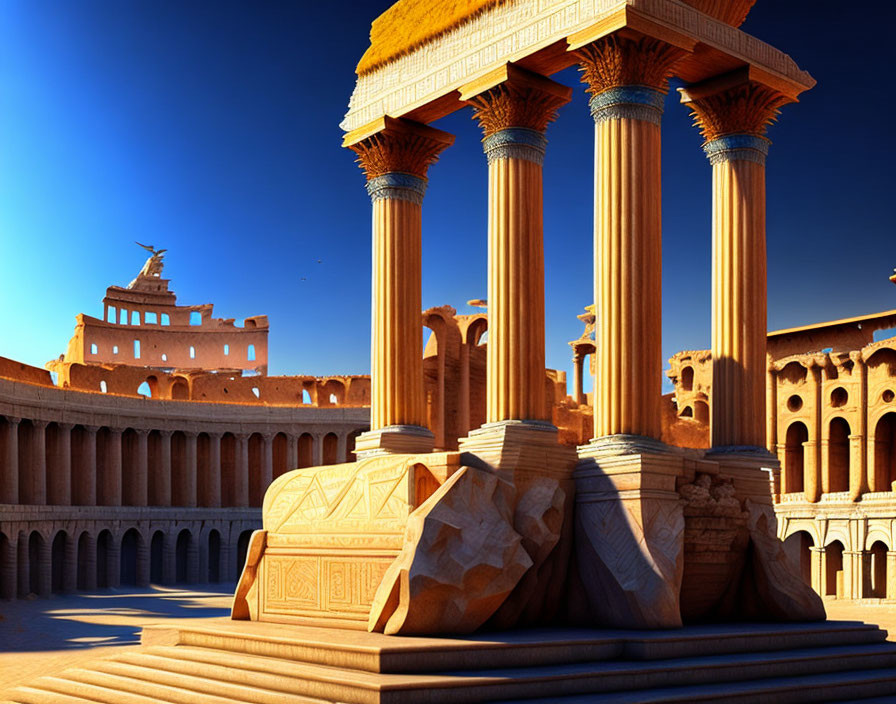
[354, 425, 435, 459]
[573, 435, 685, 629]
[458, 420, 576, 484]
[704, 445, 780, 507]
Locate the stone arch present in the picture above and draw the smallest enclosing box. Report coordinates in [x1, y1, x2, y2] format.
[828, 417, 850, 493]
[145, 375, 160, 399]
[873, 412, 896, 492]
[51, 530, 68, 594]
[681, 365, 695, 392]
[28, 530, 43, 596]
[248, 433, 264, 507]
[780, 360, 809, 385]
[272, 432, 288, 479]
[320, 379, 346, 406]
[782, 530, 813, 588]
[175, 529, 192, 583]
[784, 421, 808, 494]
[864, 541, 889, 598]
[96, 528, 115, 589]
[120, 528, 141, 586]
[76, 531, 92, 591]
[297, 433, 313, 469]
[170, 377, 189, 400]
[150, 530, 165, 584]
[824, 539, 845, 598]
[680, 406, 694, 418]
[208, 529, 221, 583]
[220, 433, 237, 506]
[322, 433, 339, 466]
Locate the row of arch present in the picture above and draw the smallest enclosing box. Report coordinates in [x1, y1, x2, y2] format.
[782, 413, 896, 496]
[0, 415, 366, 508]
[0, 526, 255, 600]
[784, 530, 893, 600]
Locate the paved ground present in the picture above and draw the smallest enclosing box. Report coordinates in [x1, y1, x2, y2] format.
[0, 588, 894, 701]
[0, 583, 234, 700]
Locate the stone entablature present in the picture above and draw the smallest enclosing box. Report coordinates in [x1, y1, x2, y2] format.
[342, 0, 813, 134]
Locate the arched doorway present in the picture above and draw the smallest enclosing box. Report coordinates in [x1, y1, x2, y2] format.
[175, 530, 191, 583]
[150, 531, 165, 584]
[28, 531, 43, 596]
[51, 531, 68, 594]
[208, 530, 221, 583]
[322, 433, 338, 466]
[825, 541, 844, 598]
[828, 417, 850, 493]
[785, 422, 808, 494]
[77, 532, 91, 591]
[297, 433, 313, 468]
[783, 531, 814, 587]
[120, 528, 139, 586]
[873, 413, 896, 492]
[681, 365, 694, 391]
[96, 530, 112, 589]
[864, 541, 889, 599]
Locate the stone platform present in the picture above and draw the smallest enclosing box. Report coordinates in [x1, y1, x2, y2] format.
[8, 618, 896, 703]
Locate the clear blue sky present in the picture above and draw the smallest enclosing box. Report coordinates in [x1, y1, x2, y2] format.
[1, 1, 894, 393]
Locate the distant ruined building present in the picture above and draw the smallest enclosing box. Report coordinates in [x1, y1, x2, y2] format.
[666, 308, 896, 604]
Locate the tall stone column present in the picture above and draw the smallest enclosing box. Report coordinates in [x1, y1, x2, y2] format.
[810, 546, 825, 596]
[83, 426, 98, 506]
[576, 37, 684, 443]
[136, 535, 150, 587]
[571, 37, 688, 630]
[51, 423, 72, 506]
[235, 433, 249, 508]
[105, 428, 123, 506]
[463, 65, 569, 423]
[286, 434, 298, 471]
[681, 78, 788, 449]
[81, 532, 97, 591]
[183, 431, 198, 508]
[261, 433, 274, 492]
[766, 366, 778, 454]
[345, 117, 454, 457]
[158, 430, 173, 506]
[134, 429, 149, 507]
[2, 417, 19, 504]
[572, 352, 585, 406]
[312, 434, 323, 467]
[336, 433, 347, 465]
[459, 342, 471, 435]
[849, 433, 865, 502]
[37, 535, 51, 597]
[63, 533, 77, 593]
[207, 432, 222, 508]
[31, 420, 47, 505]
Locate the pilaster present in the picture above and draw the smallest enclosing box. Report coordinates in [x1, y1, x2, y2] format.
[183, 431, 198, 507]
[31, 420, 48, 505]
[207, 432, 222, 508]
[157, 430, 173, 506]
[134, 429, 149, 507]
[235, 433, 249, 508]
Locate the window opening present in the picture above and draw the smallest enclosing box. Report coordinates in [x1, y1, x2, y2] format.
[107, 307, 116, 323]
[189, 346, 196, 359]
[160, 313, 170, 325]
[90, 343, 98, 355]
[247, 344, 256, 361]
[190, 311, 202, 326]
[134, 340, 141, 359]
[145, 311, 158, 324]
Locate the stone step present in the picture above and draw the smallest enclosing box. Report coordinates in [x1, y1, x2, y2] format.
[141, 618, 888, 674]
[505, 667, 896, 703]
[30, 668, 250, 704]
[62, 641, 896, 704]
[9, 674, 181, 704]
[7, 686, 103, 704]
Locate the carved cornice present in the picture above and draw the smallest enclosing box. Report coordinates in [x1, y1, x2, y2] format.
[680, 0, 756, 27]
[576, 36, 685, 95]
[683, 81, 787, 143]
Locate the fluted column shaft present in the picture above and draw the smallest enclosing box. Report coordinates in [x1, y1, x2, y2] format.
[573, 353, 585, 406]
[2, 418, 19, 503]
[465, 65, 570, 423]
[577, 38, 683, 440]
[236, 433, 249, 507]
[683, 80, 788, 449]
[262, 433, 274, 491]
[286, 434, 298, 470]
[346, 117, 453, 455]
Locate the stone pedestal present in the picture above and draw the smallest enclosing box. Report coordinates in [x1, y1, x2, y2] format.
[355, 425, 435, 459]
[574, 435, 685, 628]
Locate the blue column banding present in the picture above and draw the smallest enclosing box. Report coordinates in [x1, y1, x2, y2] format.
[703, 134, 770, 166]
[366, 173, 427, 205]
[482, 127, 548, 166]
[589, 86, 666, 126]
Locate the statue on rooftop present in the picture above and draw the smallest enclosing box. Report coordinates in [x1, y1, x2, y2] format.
[130, 241, 167, 286]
